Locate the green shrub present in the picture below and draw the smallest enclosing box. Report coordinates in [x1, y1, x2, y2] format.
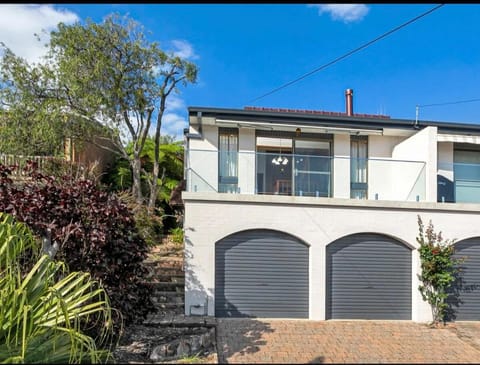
[169, 227, 184, 244]
[117, 191, 164, 246]
[0, 213, 114, 363]
[0, 162, 155, 337]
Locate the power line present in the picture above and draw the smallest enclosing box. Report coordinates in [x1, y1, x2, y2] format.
[415, 97, 480, 125]
[419, 98, 480, 108]
[247, 4, 445, 105]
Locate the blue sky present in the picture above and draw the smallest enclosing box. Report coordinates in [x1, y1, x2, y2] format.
[2, 4, 480, 140]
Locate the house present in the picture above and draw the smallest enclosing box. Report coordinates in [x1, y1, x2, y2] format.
[64, 136, 118, 176]
[182, 89, 480, 322]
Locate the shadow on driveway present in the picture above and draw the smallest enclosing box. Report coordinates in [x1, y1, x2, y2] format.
[216, 318, 274, 363]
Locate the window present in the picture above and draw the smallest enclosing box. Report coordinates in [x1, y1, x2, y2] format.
[351, 136, 368, 199]
[218, 128, 238, 193]
[453, 145, 480, 203]
[255, 131, 333, 197]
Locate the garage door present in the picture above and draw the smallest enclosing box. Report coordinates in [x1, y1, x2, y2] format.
[448, 238, 480, 320]
[215, 229, 309, 318]
[326, 233, 412, 320]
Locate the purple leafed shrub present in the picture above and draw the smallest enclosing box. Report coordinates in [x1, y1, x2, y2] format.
[0, 161, 155, 332]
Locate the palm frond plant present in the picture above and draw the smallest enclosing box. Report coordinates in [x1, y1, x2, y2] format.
[0, 213, 115, 364]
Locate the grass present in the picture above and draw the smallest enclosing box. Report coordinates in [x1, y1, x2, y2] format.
[177, 354, 203, 364]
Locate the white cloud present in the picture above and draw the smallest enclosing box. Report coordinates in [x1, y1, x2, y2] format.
[309, 4, 369, 23]
[170, 39, 199, 60]
[0, 4, 78, 63]
[142, 95, 188, 141]
[160, 112, 187, 141]
[165, 93, 186, 112]
[154, 93, 188, 141]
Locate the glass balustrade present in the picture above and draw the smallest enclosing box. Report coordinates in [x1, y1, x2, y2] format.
[186, 149, 426, 202]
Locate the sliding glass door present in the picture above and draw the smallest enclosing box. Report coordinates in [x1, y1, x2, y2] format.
[255, 134, 332, 197]
[256, 137, 293, 195]
[294, 140, 331, 197]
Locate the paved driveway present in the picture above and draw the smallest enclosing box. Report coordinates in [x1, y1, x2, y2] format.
[216, 319, 480, 363]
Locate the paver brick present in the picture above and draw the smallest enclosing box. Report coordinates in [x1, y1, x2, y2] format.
[216, 319, 480, 363]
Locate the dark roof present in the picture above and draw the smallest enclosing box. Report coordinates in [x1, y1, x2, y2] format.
[188, 105, 480, 135]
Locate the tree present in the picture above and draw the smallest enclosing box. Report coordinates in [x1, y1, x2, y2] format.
[106, 135, 183, 203]
[0, 48, 67, 156]
[0, 14, 197, 209]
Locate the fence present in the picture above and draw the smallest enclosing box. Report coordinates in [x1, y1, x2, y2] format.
[0, 154, 67, 179]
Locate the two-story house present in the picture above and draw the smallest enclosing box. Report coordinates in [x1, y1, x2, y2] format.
[182, 89, 480, 322]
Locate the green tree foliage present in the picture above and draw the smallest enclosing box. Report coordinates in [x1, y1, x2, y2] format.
[0, 48, 67, 156]
[106, 135, 183, 203]
[0, 213, 114, 363]
[417, 215, 463, 325]
[104, 135, 183, 244]
[0, 14, 197, 208]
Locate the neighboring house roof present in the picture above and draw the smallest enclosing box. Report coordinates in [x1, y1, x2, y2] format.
[244, 106, 391, 120]
[188, 105, 480, 136]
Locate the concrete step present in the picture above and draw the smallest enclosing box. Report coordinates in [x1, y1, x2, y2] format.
[145, 266, 184, 273]
[152, 295, 185, 303]
[144, 259, 184, 267]
[145, 281, 185, 291]
[145, 272, 185, 280]
[146, 270, 184, 277]
[153, 290, 184, 297]
[151, 295, 184, 305]
[154, 302, 185, 311]
[144, 265, 184, 274]
[143, 314, 216, 327]
[152, 276, 185, 284]
[145, 254, 183, 262]
[152, 295, 184, 304]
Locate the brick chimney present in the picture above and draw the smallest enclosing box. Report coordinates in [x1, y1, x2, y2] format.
[345, 88, 353, 116]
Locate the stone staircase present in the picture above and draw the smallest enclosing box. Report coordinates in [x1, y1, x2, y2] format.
[114, 237, 217, 363]
[143, 241, 185, 320]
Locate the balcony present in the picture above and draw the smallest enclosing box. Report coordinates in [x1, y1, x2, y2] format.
[185, 149, 426, 202]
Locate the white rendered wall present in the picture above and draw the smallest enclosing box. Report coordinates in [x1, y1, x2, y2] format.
[184, 193, 480, 323]
[369, 135, 404, 158]
[367, 135, 409, 201]
[188, 125, 218, 192]
[238, 128, 256, 194]
[438, 142, 454, 190]
[393, 126, 438, 202]
[333, 134, 350, 198]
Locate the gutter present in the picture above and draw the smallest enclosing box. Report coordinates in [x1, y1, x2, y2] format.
[184, 111, 203, 140]
[187, 106, 480, 135]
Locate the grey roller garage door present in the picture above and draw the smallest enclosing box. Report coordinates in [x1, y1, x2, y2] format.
[448, 238, 480, 320]
[215, 229, 309, 318]
[326, 233, 412, 320]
